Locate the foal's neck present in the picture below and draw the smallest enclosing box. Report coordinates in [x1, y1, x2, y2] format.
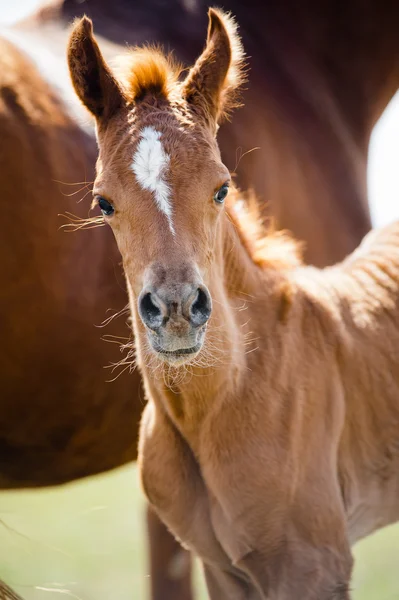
[142, 212, 284, 443]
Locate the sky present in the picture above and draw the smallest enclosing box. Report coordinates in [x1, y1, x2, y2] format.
[0, 0, 398, 229]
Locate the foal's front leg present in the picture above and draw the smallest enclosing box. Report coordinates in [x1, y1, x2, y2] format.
[209, 470, 352, 599]
[139, 401, 256, 599]
[202, 416, 353, 599]
[204, 564, 261, 600]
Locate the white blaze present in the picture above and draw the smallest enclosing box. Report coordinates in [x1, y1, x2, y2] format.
[131, 126, 174, 234]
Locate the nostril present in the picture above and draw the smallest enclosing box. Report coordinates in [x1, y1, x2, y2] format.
[190, 287, 212, 327]
[139, 292, 163, 330]
[191, 289, 207, 315]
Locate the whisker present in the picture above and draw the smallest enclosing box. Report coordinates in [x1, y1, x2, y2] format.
[101, 334, 131, 342]
[105, 364, 133, 382]
[76, 188, 95, 204]
[96, 305, 130, 328]
[61, 184, 92, 198]
[52, 179, 95, 186]
[233, 145, 261, 172]
[59, 212, 105, 232]
[100, 337, 126, 346]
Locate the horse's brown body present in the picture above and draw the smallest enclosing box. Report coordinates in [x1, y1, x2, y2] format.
[67, 11, 399, 598]
[0, 36, 142, 487]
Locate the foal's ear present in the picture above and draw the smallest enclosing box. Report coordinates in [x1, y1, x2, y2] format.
[182, 8, 245, 128]
[67, 17, 125, 122]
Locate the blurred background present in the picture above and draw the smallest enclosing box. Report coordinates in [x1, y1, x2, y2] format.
[1, 1, 399, 599]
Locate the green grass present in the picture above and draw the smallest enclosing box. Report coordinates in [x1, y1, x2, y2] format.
[0, 464, 397, 599]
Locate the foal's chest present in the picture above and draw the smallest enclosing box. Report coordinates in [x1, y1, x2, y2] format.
[139, 400, 253, 570]
[346, 468, 399, 544]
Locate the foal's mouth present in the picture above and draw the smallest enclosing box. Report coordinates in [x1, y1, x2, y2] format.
[145, 321, 207, 365]
[152, 341, 202, 364]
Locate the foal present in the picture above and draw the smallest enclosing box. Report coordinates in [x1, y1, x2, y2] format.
[68, 10, 399, 599]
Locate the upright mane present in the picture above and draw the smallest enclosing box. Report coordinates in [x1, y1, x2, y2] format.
[115, 47, 183, 102]
[114, 8, 246, 119]
[227, 189, 303, 270]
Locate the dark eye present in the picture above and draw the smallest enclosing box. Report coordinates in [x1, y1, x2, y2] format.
[96, 196, 115, 217]
[213, 183, 229, 204]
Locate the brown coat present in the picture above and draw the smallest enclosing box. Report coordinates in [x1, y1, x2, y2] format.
[139, 212, 399, 599]
[67, 11, 399, 597]
[0, 36, 141, 486]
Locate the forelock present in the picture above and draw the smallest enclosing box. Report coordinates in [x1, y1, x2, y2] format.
[113, 47, 183, 103]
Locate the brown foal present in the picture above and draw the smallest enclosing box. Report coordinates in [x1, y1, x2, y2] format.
[68, 10, 399, 599]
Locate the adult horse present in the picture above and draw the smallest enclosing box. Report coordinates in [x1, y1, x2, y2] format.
[0, 32, 142, 488]
[2, 0, 394, 597]
[68, 11, 399, 598]
[0, 28, 145, 597]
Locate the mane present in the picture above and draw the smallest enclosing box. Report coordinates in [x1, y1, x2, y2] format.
[227, 188, 303, 270]
[114, 46, 183, 102]
[112, 8, 246, 116]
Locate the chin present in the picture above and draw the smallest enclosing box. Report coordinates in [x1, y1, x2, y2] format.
[147, 330, 206, 367]
[152, 342, 203, 366]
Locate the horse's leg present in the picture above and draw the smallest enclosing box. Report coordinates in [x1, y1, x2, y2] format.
[139, 402, 242, 590]
[203, 412, 353, 600]
[146, 505, 193, 600]
[203, 563, 260, 600]
[207, 489, 353, 600]
[234, 547, 352, 600]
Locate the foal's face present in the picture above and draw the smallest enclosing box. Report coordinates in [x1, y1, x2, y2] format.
[68, 8, 244, 365]
[94, 115, 230, 363]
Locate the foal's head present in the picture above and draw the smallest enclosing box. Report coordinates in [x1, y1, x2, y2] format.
[68, 9, 244, 365]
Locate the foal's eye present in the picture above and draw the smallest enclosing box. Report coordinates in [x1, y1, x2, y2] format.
[96, 196, 115, 217]
[213, 183, 229, 204]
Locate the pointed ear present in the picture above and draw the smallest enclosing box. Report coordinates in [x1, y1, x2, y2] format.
[67, 16, 125, 122]
[182, 8, 245, 128]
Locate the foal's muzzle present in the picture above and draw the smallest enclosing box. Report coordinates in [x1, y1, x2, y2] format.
[138, 282, 212, 363]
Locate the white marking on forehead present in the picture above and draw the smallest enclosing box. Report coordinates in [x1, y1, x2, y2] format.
[131, 126, 175, 235]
